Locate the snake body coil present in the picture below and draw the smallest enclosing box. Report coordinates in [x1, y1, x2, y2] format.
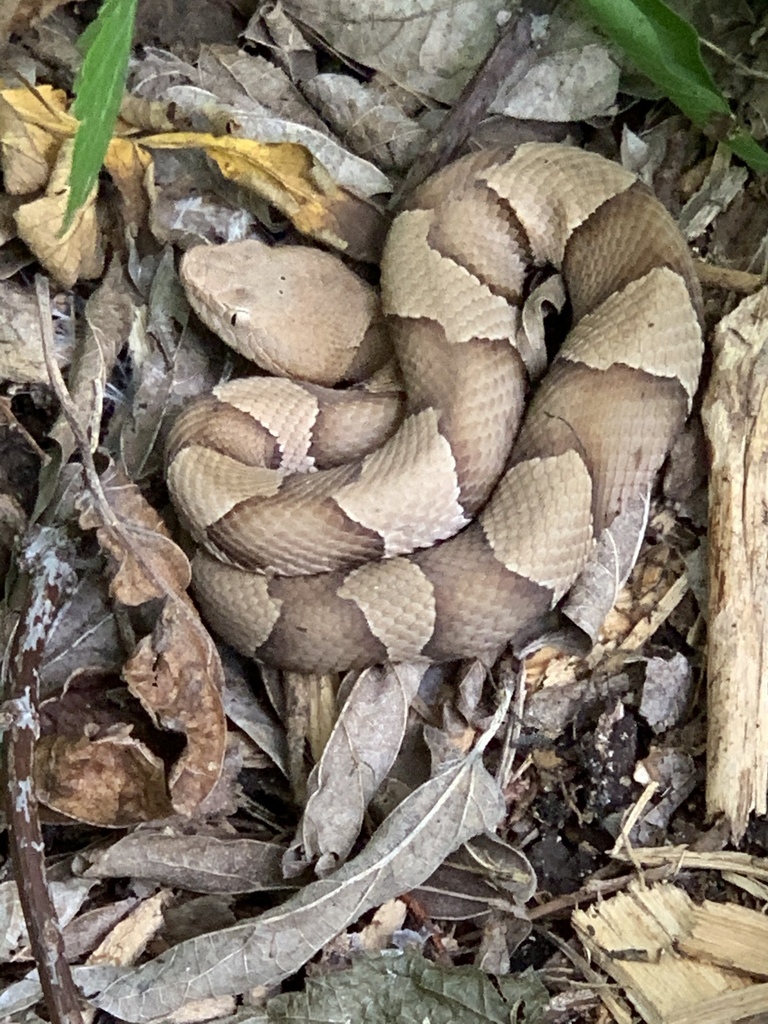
[167, 143, 703, 673]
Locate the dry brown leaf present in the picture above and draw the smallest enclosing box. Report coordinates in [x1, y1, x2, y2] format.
[304, 73, 426, 172]
[123, 599, 227, 816]
[0, 85, 74, 194]
[15, 141, 104, 287]
[278, 0, 506, 104]
[79, 462, 191, 605]
[413, 834, 536, 921]
[0, 875, 95, 964]
[49, 260, 138, 460]
[140, 132, 384, 259]
[284, 663, 426, 878]
[0, 277, 74, 383]
[35, 729, 173, 827]
[2, 0, 71, 35]
[73, 460, 226, 816]
[198, 45, 330, 136]
[82, 829, 292, 895]
[562, 492, 650, 644]
[86, 699, 508, 1021]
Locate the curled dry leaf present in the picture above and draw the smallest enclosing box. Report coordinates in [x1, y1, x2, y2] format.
[0, 85, 74, 194]
[284, 663, 426, 878]
[35, 670, 175, 826]
[413, 834, 537, 922]
[103, 137, 154, 235]
[49, 260, 137, 461]
[74, 461, 226, 817]
[140, 133, 386, 260]
[123, 599, 228, 816]
[14, 140, 104, 287]
[88, 705, 507, 1021]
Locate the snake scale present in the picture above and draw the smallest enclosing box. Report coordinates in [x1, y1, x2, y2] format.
[166, 143, 704, 673]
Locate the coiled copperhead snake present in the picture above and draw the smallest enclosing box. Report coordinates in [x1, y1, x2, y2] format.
[167, 143, 703, 674]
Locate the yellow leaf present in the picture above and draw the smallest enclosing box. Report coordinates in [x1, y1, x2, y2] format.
[140, 133, 381, 258]
[15, 140, 104, 287]
[0, 85, 76, 194]
[104, 135, 153, 232]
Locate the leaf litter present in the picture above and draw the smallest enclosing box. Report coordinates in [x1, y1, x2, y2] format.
[2, 1, 768, 1022]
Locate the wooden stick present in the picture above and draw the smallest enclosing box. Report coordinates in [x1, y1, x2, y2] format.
[4, 527, 83, 1024]
[701, 286, 768, 840]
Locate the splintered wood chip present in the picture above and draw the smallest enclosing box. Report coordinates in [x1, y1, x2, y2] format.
[678, 900, 768, 977]
[702, 286, 768, 840]
[572, 882, 768, 1024]
[87, 891, 174, 967]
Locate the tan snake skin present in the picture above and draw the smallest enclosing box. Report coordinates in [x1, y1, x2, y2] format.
[167, 143, 703, 672]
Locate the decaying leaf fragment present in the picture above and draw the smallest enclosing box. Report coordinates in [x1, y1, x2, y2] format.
[88, 700, 508, 1021]
[35, 725, 172, 827]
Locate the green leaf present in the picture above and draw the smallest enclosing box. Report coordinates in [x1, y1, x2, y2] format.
[63, 0, 138, 230]
[581, 0, 768, 173]
[266, 950, 549, 1024]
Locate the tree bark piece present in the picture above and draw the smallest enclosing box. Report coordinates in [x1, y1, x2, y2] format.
[701, 286, 768, 841]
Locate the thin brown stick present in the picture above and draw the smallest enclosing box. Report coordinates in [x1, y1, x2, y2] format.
[392, 14, 536, 206]
[3, 526, 83, 1024]
[693, 257, 764, 294]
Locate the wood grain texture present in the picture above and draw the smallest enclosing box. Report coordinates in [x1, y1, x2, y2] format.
[167, 143, 703, 672]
